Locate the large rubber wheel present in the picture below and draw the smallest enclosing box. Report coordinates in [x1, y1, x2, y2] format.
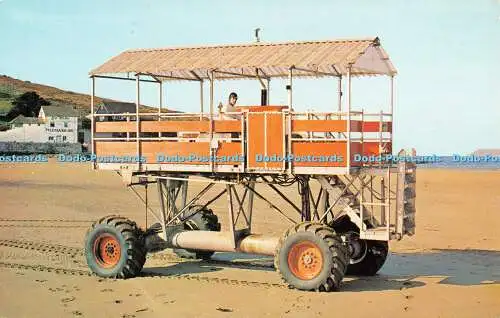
[84, 215, 146, 279]
[274, 222, 349, 292]
[173, 206, 221, 260]
[332, 220, 389, 276]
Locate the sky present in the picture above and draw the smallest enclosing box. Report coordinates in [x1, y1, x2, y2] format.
[0, 0, 498, 154]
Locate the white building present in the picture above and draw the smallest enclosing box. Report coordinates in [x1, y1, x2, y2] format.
[38, 105, 79, 143]
[0, 105, 79, 143]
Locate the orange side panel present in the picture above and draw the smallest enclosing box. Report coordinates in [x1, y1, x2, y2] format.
[290, 120, 390, 133]
[291, 142, 347, 167]
[350, 142, 363, 166]
[215, 143, 243, 165]
[142, 120, 242, 133]
[361, 141, 392, 156]
[350, 120, 363, 132]
[350, 142, 393, 166]
[95, 141, 135, 155]
[247, 113, 284, 169]
[362, 121, 393, 133]
[141, 121, 207, 132]
[247, 114, 265, 168]
[213, 121, 242, 133]
[142, 142, 209, 164]
[291, 120, 347, 132]
[95, 141, 241, 165]
[95, 122, 135, 133]
[95, 120, 241, 134]
[95, 141, 209, 164]
[265, 113, 284, 169]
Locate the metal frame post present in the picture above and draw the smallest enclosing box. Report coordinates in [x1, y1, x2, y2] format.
[266, 78, 270, 104]
[246, 179, 255, 232]
[136, 74, 141, 170]
[287, 67, 294, 174]
[379, 110, 383, 163]
[180, 179, 188, 209]
[90, 76, 96, 170]
[381, 174, 386, 225]
[346, 66, 352, 170]
[226, 185, 236, 248]
[209, 71, 215, 172]
[361, 109, 364, 166]
[287, 110, 292, 174]
[337, 75, 342, 112]
[287, 67, 293, 109]
[157, 179, 168, 240]
[158, 81, 163, 138]
[126, 114, 130, 141]
[337, 75, 343, 139]
[200, 80, 204, 120]
[390, 75, 394, 150]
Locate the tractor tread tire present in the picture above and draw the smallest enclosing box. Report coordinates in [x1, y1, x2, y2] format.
[274, 222, 349, 292]
[84, 215, 146, 279]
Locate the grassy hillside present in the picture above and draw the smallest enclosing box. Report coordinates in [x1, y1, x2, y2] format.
[0, 75, 158, 116]
[0, 99, 12, 115]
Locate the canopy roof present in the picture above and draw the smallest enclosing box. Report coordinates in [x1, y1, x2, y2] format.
[90, 37, 397, 81]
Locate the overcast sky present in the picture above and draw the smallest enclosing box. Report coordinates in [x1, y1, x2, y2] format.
[0, 0, 498, 154]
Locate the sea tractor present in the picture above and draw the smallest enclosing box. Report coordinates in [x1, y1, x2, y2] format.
[84, 36, 416, 291]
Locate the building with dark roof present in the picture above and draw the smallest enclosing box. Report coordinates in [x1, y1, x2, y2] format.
[39, 104, 79, 119]
[95, 101, 137, 121]
[9, 115, 42, 128]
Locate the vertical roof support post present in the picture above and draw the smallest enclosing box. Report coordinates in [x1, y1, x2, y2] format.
[266, 78, 271, 105]
[136, 74, 141, 171]
[200, 80, 204, 121]
[361, 109, 364, 167]
[337, 75, 343, 138]
[158, 81, 163, 138]
[379, 110, 383, 165]
[346, 65, 352, 171]
[256, 68, 269, 106]
[90, 76, 96, 170]
[287, 67, 294, 110]
[337, 75, 342, 113]
[390, 75, 394, 153]
[209, 70, 215, 172]
[287, 67, 294, 175]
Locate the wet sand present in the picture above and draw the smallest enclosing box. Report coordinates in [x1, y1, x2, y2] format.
[0, 162, 499, 317]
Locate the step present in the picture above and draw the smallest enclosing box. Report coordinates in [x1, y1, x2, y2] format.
[359, 227, 390, 241]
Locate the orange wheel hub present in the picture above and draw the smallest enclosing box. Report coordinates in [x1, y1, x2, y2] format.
[287, 241, 323, 280]
[93, 234, 121, 268]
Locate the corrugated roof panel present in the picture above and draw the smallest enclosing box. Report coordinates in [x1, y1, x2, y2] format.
[90, 38, 397, 79]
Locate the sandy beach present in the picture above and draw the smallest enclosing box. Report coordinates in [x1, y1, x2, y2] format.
[0, 161, 499, 317]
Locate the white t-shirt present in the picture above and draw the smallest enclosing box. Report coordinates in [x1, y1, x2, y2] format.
[222, 103, 237, 113]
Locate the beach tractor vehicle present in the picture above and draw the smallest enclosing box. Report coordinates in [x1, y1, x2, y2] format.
[84, 36, 416, 291]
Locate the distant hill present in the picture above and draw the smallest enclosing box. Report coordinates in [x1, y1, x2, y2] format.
[0, 75, 159, 117]
[472, 149, 500, 156]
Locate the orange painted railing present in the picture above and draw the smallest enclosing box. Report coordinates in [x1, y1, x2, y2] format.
[92, 110, 392, 169]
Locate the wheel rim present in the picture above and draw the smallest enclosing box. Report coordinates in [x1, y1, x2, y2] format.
[345, 231, 368, 265]
[93, 233, 121, 268]
[287, 241, 323, 280]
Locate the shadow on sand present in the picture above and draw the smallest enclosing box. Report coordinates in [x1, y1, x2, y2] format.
[140, 249, 499, 292]
[379, 248, 500, 286]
